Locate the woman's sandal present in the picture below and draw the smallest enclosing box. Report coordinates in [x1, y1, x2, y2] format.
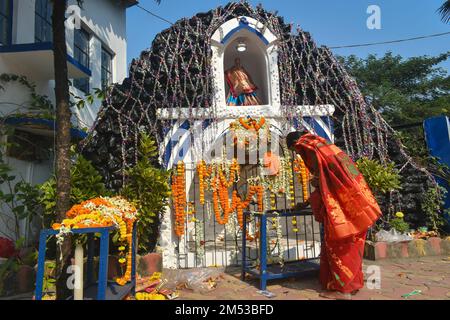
[319, 291, 352, 300]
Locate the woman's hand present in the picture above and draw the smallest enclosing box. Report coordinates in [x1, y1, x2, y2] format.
[294, 201, 310, 210]
[310, 175, 319, 188]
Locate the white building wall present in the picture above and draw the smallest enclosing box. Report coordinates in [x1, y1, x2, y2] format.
[71, 0, 128, 83]
[2, 0, 129, 128]
[68, 0, 128, 128]
[0, 0, 130, 242]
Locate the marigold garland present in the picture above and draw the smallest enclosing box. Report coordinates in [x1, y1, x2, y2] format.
[172, 161, 186, 237]
[238, 117, 266, 131]
[229, 185, 264, 228]
[212, 176, 231, 224]
[200, 158, 264, 228]
[197, 160, 208, 205]
[294, 156, 310, 202]
[51, 196, 138, 286]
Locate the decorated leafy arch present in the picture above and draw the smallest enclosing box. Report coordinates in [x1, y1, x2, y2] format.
[79, 1, 435, 226]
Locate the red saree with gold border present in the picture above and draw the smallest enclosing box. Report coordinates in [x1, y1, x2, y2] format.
[294, 133, 382, 293]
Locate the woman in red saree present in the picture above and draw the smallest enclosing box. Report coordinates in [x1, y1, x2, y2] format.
[287, 130, 382, 299]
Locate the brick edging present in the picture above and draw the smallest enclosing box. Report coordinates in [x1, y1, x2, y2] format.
[364, 237, 450, 260]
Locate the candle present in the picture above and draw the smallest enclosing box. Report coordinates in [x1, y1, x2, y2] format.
[74, 243, 84, 300]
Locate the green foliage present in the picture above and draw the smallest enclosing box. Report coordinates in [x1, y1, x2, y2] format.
[0, 73, 54, 119]
[0, 257, 19, 296]
[438, 0, 450, 23]
[428, 156, 450, 186]
[0, 237, 38, 296]
[356, 157, 402, 195]
[421, 185, 448, 232]
[393, 129, 429, 166]
[121, 133, 170, 254]
[0, 149, 41, 241]
[72, 87, 106, 110]
[39, 151, 110, 226]
[0, 73, 107, 132]
[389, 217, 410, 234]
[43, 261, 56, 293]
[339, 52, 450, 162]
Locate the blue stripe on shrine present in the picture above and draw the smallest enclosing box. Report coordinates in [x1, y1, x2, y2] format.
[293, 116, 333, 142]
[221, 19, 270, 46]
[163, 120, 190, 168]
[162, 117, 334, 167]
[202, 119, 212, 130]
[321, 116, 334, 132]
[304, 117, 329, 142]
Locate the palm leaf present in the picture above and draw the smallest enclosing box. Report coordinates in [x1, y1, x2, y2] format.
[438, 0, 450, 23]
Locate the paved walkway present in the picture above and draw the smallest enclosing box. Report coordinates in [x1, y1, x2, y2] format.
[178, 256, 450, 300]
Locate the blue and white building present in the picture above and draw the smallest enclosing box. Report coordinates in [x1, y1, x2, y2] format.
[0, 0, 136, 242]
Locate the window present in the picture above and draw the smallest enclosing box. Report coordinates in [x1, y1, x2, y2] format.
[35, 0, 52, 42]
[73, 28, 90, 93]
[0, 0, 12, 45]
[74, 28, 90, 68]
[7, 130, 53, 162]
[101, 47, 113, 90]
[73, 77, 89, 94]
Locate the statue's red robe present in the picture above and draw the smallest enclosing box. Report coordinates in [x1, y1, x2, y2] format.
[294, 133, 382, 293]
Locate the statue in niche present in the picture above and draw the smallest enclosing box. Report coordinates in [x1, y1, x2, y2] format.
[225, 58, 262, 106]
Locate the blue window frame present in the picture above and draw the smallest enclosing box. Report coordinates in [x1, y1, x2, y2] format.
[74, 27, 90, 68]
[0, 0, 12, 45]
[35, 0, 52, 42]
[73, 27, 90, 93]
[101, 47, 113, 90]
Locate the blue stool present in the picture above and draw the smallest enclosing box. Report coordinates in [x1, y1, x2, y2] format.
[241, 210, 321, 291]
[35, 225, 136, 300]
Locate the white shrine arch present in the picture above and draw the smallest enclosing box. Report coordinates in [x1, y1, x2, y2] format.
[211, 16, 280, 108]
[156, 16, 335, 268]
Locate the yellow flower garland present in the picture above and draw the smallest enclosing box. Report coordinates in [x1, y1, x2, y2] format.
[52, 196, 138, 286]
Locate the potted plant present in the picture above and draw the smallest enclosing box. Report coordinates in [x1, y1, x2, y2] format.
[0, 237, 37, 297]
[356, 157, 402, 235]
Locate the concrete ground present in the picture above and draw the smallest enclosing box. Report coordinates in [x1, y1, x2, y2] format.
[177, 256, 450, 300]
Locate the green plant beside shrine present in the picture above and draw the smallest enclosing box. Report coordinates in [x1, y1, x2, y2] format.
[120, 133, 170, 254]
[39, 148, 111, 228]
[356, 157, 405, 234]
[389, 212, 410, 234]
[421, 185, 449, 233]
[356, 157, 401, 195]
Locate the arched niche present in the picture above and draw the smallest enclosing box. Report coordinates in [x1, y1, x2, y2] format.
[223, 29, 269, 105]
[211, 16, 281, 110]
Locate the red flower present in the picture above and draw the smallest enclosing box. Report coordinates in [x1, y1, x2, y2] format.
[0, 237, 16, 259]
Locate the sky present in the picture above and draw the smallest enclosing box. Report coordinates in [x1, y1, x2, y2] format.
[125, 0, 450, 72]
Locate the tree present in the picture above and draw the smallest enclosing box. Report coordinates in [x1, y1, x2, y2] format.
[338, 52, 450, 163]
[51, 0, 73, 300]
[438, 0, 450, 23]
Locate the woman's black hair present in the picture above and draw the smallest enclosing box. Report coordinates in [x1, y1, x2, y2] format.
[286, 130, 309, 150]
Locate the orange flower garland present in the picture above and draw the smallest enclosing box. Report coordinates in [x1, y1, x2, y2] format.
[294, 156, 310, 202]
[232, 190, 245, 228]
[218, 159, 240, 187]
[212, 179, 232, 224]
[238, 117, 266, 131]
[116, 219, 134, 286]
[172, 161, 186, 237]
[51, 196, 138, 286]
[204, 158, 264, 228]
[230, 186, 264, 229]
[197, 160, 208, 205]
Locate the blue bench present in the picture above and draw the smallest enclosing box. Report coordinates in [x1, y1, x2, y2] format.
[35, 225, 136, 300]
[241, 209, 321, 291]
